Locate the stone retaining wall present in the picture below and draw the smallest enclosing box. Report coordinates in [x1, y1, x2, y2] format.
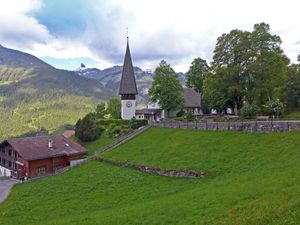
[94, 157, 205, 178]
[152, 120, 300, 132]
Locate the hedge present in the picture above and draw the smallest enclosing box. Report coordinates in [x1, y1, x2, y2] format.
[96, 119, 148, 128]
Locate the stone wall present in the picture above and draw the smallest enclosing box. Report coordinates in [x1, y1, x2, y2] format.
[152, 120, 300, 132]
[94, 157, 205, 178]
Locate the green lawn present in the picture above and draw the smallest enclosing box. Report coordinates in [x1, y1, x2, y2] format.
[283, 110, 300, 120]
[74, 132, 116, 155]
[0, 127, 299, 224]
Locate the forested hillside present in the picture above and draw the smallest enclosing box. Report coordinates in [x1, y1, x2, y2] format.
[0, 45, 115, 140]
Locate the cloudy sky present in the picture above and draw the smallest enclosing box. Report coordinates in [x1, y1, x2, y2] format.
[0, 0, 299, 72]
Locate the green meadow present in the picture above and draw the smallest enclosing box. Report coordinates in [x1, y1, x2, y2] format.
[0, 127, 299, 224]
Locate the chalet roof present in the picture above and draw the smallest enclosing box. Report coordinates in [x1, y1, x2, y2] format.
[183, 88, 201, 108]
[136, 108, 161, 115]
[119, 39, 138, 95]
[7, 135, 87, 161]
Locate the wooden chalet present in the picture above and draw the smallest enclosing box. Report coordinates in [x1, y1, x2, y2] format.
[0, 135, 87, 179]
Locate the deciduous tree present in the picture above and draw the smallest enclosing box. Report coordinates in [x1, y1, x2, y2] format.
[149, 60, 184, 116]
[282, 64, 300, 110]
[186, 57, 209, 93]
[95, 102, 106, 118]
[106, 97, 121, 119]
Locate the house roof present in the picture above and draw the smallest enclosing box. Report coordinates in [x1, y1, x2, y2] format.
[183, 88, 201, 108]
[62, 130, 75, 138]
[119, 39, 138, 95]
[136, 108, 162, 115]
[7, 135, 87, 161]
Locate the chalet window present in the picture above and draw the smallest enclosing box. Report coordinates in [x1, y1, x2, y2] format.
[36, 167, 46, 175]
[13, 151, 17, 158]
[8, 149, 12, 156]
[8, 161, 12, 168]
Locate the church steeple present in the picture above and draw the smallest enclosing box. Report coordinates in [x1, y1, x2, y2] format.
[119, 37, 138, 120]
[119, 38, 138, 95]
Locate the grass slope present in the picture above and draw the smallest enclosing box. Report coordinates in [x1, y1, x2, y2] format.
[102, 127, 300, 224]
[283, 110, 300, 120]
[74, 132, 117, 155]
[0, 128, 299, 224]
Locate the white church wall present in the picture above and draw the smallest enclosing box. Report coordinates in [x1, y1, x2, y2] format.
[136, 114, 144, 119]
[121, 100, 136, 120]
[147, 102, 160, 109]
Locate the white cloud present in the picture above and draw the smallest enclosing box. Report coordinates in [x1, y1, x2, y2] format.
[0, 0, 299, 71]
[120, 0, 300, 70]
[0, 0, 51, 49]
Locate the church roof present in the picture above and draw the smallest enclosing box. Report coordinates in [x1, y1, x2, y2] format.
[119, 39, 138, 95]
[183, 88, 201, 108]
[136, 108, 162, 115]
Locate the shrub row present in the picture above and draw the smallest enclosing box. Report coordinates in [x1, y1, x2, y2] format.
[75, 116, 148, 142]
[97, 119, 148, 128]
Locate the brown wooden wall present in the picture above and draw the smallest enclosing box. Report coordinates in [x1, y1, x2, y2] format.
[28, 156, 69, 178]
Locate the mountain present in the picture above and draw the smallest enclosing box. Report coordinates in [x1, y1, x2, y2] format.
[76, 65, 153, 101]
[0, 45, 115, 139]
[75, 65, 186, 101]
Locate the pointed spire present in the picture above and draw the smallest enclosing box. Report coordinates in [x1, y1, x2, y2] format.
[119, 38, 138, 95]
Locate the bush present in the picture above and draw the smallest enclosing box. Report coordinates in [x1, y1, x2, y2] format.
[241, 103, 259, 118]
[264, 99, 285, 119]
[106, 123, 132, 138]
[97, 119, 148, 128]
[176, 110, 185, 117]
[129, 119, 148, 129]
[75, 114, 103, 142]
[95, 103, 106, 119]
[184, 111, 195, 121]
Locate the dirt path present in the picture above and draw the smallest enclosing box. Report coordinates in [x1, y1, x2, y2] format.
[0, 179, 18, 204]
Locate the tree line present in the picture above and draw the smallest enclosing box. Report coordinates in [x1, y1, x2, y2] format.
[149, 22, 300, 118]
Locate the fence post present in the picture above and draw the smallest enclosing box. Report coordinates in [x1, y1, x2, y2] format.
[271, 120, 273, 131]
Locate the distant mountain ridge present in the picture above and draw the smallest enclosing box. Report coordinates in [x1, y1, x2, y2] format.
[75, 64, 186, 101]
[0, 45, 114, 107]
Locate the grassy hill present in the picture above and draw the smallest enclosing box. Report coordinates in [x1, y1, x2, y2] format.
[0, 45, 115, 139]
[0, 128, 299, 224]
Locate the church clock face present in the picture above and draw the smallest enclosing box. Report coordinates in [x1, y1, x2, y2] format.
[126, 101, 133, 108]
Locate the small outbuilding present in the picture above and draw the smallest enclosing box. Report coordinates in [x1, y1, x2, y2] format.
[182, 88, 202, 116]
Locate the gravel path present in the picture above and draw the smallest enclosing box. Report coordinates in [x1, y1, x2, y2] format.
[0, 178, 18, 204]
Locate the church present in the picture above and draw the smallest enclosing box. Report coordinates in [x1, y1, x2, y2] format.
[119, 38, 202, 121]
